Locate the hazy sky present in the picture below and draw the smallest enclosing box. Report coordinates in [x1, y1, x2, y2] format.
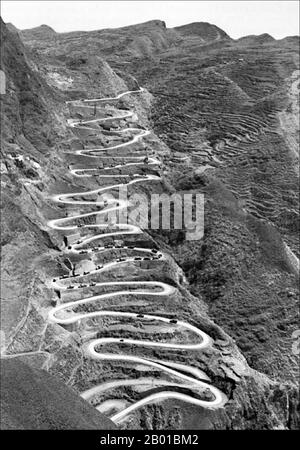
[1, 1, 299, 39]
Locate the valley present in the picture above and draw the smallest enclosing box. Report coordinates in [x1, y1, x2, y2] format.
[0, 18, 299, 430]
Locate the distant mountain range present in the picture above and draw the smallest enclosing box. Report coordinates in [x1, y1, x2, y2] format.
[8, 19, 299, 43]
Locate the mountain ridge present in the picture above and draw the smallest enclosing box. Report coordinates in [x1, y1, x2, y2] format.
[18, 19, 299, 41]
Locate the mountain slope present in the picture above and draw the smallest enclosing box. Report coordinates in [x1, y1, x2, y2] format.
[1, 359, 116, 429]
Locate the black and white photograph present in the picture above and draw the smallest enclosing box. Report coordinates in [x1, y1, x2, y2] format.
[0, 0, 299, 438]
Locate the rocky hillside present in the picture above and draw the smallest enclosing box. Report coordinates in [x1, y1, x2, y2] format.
[0, 17, 299, 430]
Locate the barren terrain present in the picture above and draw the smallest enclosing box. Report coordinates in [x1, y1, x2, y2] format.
[0, 19, 299, 430]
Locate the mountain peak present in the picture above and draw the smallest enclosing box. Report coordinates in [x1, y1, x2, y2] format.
[237, 33, 276, 45]
[174, 21, 231, 41]
[21, 24, 57, 40]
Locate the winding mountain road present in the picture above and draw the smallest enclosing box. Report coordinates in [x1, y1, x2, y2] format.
[48, 87, 227, 423]
[73, 128, 151, 156]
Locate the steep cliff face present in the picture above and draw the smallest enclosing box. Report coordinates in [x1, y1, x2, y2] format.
[0, 17, 299, 430]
